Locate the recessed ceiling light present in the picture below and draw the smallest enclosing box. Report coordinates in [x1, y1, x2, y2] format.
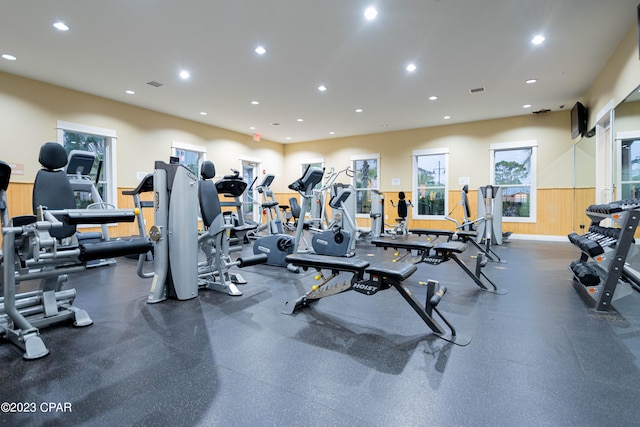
[381, 124, 388, 128]
[443, 115, 451, 120]
[286, 137, 292, 140]
[1, 54, 16, 61]
[406, 63, 417, 72]
[318, 85, 327, 92]
[296, 118, 304, 122]
[179, 70, 190, 79]
[329, 131, 335, 135]
[125, 90, 135, 95]
[428, 96, 438, 101]
[200, 112, 207, 115]
[249, 126, 256, 130]
[355, 108, 363, 113]
[364, 7, 378, 20]
[53, 22, 69, 31]
[523, 104, 532, 108]
[531, 35, 545, 45]
[255, 46, 266, 55]
[525, 79, 537, 84]
[251, 100, 260, 105]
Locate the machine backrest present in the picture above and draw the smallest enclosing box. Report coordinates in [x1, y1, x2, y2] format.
[397, 191, 407, 219]
[33, 142, 77, 239]
[289, 197, 301, 220]
[0, 160, 10, 192]
[198, 160, 222, 228]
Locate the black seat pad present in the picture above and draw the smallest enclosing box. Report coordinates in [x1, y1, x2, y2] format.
[434, 241, 468, 253]
[285, 253, 369, 274]
[366, 262, 416, 281]
[409, 229, 455, 237]
[455, 231, 477, 238]
[371, 237, 433, 251]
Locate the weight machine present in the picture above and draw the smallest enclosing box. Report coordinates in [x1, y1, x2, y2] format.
[0, 143, 151, 359]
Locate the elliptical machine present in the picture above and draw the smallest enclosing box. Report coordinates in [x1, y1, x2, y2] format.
[253, 166, 324, 269]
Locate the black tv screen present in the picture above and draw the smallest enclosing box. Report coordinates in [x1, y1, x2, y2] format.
[571, 102, 587, 139]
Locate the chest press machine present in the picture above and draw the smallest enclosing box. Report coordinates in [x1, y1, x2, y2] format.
[283, 253, 470, 346]
[0, 143, 152, 360]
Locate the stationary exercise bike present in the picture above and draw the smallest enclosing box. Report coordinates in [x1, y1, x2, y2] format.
[253, 166, 324, 269]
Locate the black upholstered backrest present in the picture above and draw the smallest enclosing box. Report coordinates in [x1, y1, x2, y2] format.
[397, 191, 407, 219]
[33, 142, 77, 239]
[289, 197, 301, 219]
[0, 160, 11, 192]
[198, 160, 222, 228]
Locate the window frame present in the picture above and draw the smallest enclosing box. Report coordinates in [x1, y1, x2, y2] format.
[489, 140, 537, 223]
[171, 141, 207, 177]
[351, 153, 380, 218]
[56, 120, 118, 208]
[412, 148, 449, 220]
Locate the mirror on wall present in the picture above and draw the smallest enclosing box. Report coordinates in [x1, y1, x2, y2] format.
[572, 84, 640, 233]
[614, 86, 640, 200]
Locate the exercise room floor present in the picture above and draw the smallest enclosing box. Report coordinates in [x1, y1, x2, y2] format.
[1, 239, 639, 426]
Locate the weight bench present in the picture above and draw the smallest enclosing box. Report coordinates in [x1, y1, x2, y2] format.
[409, 228, 455, 243]
[372, 237, 506, 295]
[411, 228, 504, 263]
[283, 253, 470, 346]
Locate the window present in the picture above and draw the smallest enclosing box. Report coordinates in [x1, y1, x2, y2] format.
[490, 141, 537, 222]
[171, 141, 207, 177]
[619, 137, 640, 199]
[412, 149, 448, 218]
[351, 154, 379, 216]
[57, 121, 117, 208]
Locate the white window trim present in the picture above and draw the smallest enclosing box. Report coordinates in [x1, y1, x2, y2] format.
[56, 120, 118, 209]
[412, 148, 449, 220]
[171, 141, 207, 178]
[490, 140, 537, 223]
[171, 140, 207, 156]
[300, 157, 325, 175]
[351, 153, 380, 218]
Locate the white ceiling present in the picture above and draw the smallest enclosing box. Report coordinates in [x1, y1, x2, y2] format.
[1, 0, 638, 143]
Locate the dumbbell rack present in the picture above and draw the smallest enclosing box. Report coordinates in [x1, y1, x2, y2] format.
[568, 200, 640, 311]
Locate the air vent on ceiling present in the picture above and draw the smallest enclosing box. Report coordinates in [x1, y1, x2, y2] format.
[469, 87, 485, 94]
[532, 108, 551, 115]
[146, 80, 165, 88]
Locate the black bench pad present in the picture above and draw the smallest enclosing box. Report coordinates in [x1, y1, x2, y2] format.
[79, 238, 152, 261]
[409, 229, 455, 237]
[455, 231, 477, 239]
[285, 253, 370, 274]
[371, 237, 433, 251]
[57, 209, 136, 224]
[366, 262, 417, 281]
[434, 241, 468, 253]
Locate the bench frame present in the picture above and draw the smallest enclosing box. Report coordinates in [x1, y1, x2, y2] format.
[284, 254, 470, 346]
